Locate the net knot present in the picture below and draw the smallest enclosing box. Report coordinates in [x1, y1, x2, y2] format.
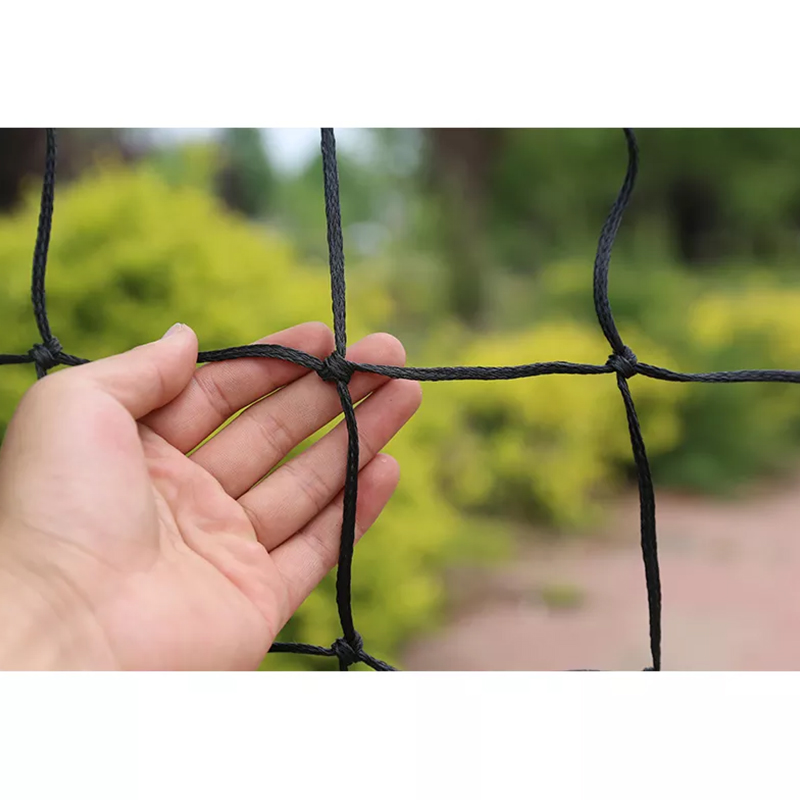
[607, 346, 638, 379]
[29, 337, 64, 373]
[318, 351, 354, 384]
[331, 632, 364, 668]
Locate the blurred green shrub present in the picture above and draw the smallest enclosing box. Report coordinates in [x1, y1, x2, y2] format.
[428, 321, 686, 529]
[652, 279, 800, 493]
[534, 259, 800, 496]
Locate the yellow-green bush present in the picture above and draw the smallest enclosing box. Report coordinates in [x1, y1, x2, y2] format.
[424, 322, 686, 529]
[532, 257, 800, 495]
[689, 279, 800, 364]
[652, 278, 800, 492]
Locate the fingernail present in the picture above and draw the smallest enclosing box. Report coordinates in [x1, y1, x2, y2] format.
[162, 323, 184, 339]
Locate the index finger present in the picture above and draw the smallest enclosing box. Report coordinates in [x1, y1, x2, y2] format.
[142, 321, 334, 453]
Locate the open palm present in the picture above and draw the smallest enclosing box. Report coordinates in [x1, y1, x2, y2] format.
[0, 322, 420, 670]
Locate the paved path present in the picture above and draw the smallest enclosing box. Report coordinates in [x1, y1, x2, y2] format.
[402, 474, 800, 671]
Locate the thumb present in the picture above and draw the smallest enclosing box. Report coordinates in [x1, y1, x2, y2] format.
[61, 323, 199, 419]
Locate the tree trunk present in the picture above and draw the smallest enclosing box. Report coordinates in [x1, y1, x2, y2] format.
[424, 129, 503, 326]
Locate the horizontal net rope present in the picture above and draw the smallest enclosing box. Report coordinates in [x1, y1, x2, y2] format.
[4, 128, 800, 670]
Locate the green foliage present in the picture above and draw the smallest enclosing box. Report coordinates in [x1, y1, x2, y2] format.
[652, 279, 800, 493]
[399, 257, 800, 532]
[475, 129, 800, 272]
[490, 129, 628, 272]
[427, 321, 685, 529]
[533, 259, 800, 496]
[372, 129, 800, 331]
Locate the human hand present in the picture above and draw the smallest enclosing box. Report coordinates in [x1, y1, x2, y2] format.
[0, 322, 420, 670]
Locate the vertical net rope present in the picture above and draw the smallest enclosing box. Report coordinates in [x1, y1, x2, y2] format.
[4, 128, 800, 671]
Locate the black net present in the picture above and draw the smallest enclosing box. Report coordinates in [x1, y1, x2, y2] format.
[4, 128, 800, 671]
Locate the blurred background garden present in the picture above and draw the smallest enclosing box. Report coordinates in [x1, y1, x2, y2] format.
[3, 128, 800, 670]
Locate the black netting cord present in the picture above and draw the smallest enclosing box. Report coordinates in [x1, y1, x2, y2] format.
[5, 130, 800, 671]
